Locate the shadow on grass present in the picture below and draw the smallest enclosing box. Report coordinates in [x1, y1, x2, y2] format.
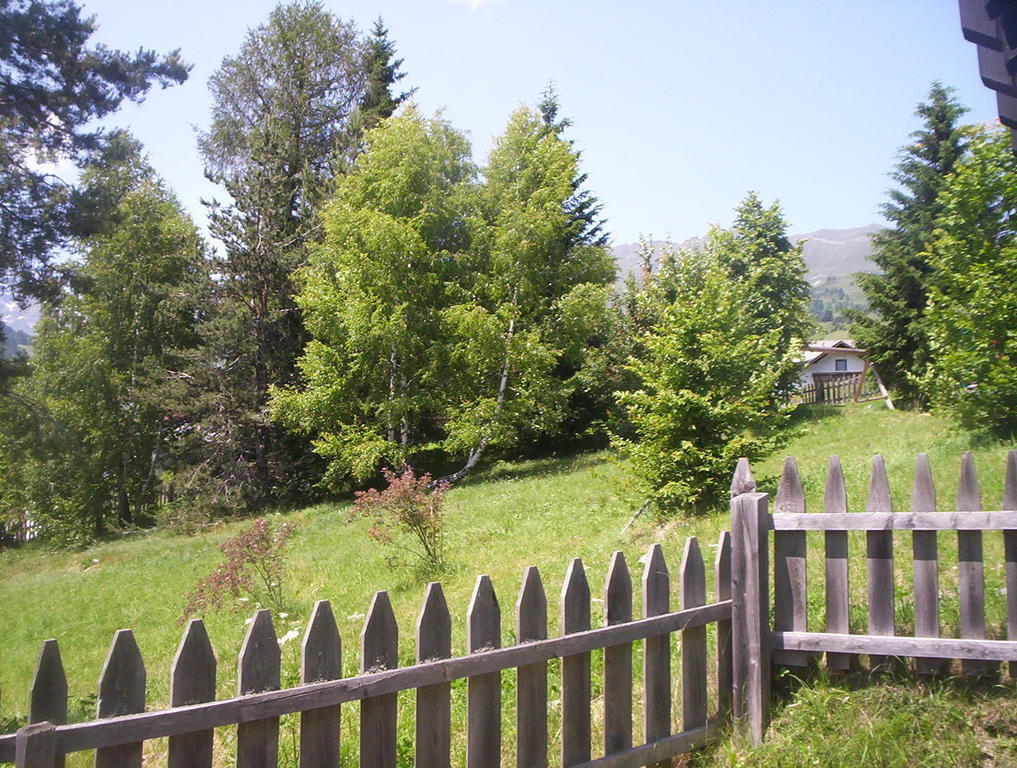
[459, 448, 609, 488]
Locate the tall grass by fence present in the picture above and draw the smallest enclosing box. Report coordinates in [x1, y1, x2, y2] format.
[732, 448, 1017, 743]
[3, 539, 734, 768]
[6, 448, 1017, 762]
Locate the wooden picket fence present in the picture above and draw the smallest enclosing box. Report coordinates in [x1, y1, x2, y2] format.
[3, 540, 734, 768]
[795, 373, 883, 407]
[0, 513, 40, 547]
[730, 449, 1017, 743]
[7, 448, 1017, 762]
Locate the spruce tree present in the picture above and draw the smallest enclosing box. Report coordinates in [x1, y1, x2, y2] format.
[198, 1, 365, 504]
[853, 82, 969, 404]
[358, 18, 413, 131]
[0, 0, 188, 302]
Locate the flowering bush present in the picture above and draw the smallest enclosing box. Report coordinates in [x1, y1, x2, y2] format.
[181, 517, 295, 621]
[353, 467, 448, 573]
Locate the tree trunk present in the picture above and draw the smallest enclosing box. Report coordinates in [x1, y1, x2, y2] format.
[433, 310, 516, 487]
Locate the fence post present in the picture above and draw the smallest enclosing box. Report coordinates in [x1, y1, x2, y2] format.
[731, 492, 770, 746]
[15, 722, 57, 768]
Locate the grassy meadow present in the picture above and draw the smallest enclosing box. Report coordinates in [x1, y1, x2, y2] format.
[2, 402, 1017, 766]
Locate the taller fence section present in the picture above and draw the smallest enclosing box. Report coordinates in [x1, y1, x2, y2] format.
[732, 449, 1017, 744]
[4, 537, 734, 768]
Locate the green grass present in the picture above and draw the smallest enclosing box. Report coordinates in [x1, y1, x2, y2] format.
[1, 402, 1015, 766]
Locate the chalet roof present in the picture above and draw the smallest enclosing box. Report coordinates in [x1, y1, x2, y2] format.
[800, 339, 867, 366]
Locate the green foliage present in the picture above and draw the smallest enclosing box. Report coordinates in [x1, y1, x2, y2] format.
[616, 193, 809, 513]
[853, 82, 970, 405]
[352, 467, 448, 574]
[0, 139, 208, 541]
[273, 102, 614, 486]
[197, 0, 370, 505]
[181, 517, 296, 620]
[704, 677, 987, 768]
[339, 16, 414, 163]
[0, 0, 189, 300]
[920, 128, 1017, 436]
[615, 241, 795, 513]
[713, 192, 814, 393]
[272, 107, 475, 482]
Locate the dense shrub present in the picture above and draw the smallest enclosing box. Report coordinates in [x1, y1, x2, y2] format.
[353, 467, 448, 573]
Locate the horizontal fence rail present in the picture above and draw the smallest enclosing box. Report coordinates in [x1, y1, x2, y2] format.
[2, 538, 735, 768]
[732, 448, 1017, 744]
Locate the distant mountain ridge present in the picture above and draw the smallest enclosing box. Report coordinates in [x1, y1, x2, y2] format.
[0, 295, 39, 335]
[611, 223, 883, 283]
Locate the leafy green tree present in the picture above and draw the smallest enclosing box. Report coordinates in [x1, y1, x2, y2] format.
[853, 82, 969, 404]
[920, 128, 1017, 435]
[0, 138, 207, 539]
[0, 0, 189, 302]
[713, 192, 813, 394]
[274, 104, 615, 486]
[437, 105, 615, 482]
[198, 1, 367, 501]
[271, 108, 476, 484]
[615, 239, 795, 513]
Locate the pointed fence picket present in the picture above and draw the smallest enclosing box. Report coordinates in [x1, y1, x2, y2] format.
[360, 592, 397, 768]
[170, 620, 216, 768]
[515, 566, 548, 768]
[96, 629, 146, 768]
[603, 552, 633, 757]
[416, 584, 451, 768]
[301, 601, 342, 768]
[6, 534, 735, 768]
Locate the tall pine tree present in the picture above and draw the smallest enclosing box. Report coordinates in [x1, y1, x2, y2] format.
[197, 1, 367, 504]
[853, 82, 969, 404]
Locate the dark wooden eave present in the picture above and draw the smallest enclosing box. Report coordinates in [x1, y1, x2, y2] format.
[960, 0, 1017, 149]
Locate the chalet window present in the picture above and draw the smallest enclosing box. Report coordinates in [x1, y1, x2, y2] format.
[835, 359, 848, 372]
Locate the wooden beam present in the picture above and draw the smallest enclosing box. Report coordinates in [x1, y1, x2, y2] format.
[772, 631, 1017, 662]
[772, 511, 1017, 531]
[0, 599, 731, 762]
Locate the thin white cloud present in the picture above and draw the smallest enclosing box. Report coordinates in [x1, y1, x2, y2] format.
[449, 0, 499, 10]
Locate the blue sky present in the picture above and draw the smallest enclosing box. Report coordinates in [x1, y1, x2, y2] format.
[78, 0, 1000, 245]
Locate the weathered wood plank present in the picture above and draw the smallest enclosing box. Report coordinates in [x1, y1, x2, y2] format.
[732, 492, 770, 745]
[866, 456, 895, 672]
[772, 631, 1017, 662]
[1005, 449, 1017, 680]
[237, 610, 281, 768]
[642, 543, 671, 764]
[169, 620, 216, 768]
[95, 629, 146, 768]
[0, 600, 733, 762]
[301, 601, 342, 768]
[29, 639, 68, 728]
[680, 538, 708, 732]
[823, 456, 851, 670]
[910, 454, 944, 675]
[603, 552, 632, 755]
[416, 585, 451, 768]
[361, 592, 398, 768]
[714, 532, 732, 718]
[15, 723, 57, 768]
[516, 566, 548, 768]
[957, 452, 991, 677]
[467, 575, 500, 768]
[774, 458, 809, 666]
[568, 723, 718, 768]
[28, 639, 66, 768]
[562, 559, 592, 767]
[773, 510, 1017, 530]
